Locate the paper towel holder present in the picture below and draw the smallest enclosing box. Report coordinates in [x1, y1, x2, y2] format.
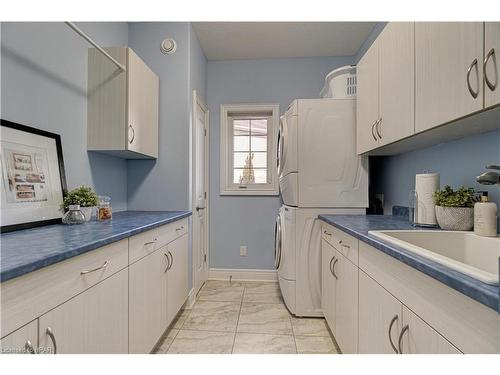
[409, 190, 439, 228]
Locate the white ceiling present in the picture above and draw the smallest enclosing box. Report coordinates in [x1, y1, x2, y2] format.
[192, 22, 377, 61]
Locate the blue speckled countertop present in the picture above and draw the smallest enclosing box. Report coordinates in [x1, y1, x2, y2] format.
[0, 211, 191, 282]
[318, 214, 500, 313]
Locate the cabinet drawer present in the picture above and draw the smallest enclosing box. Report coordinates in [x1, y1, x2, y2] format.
[156, 218, 188, 248]
[129, 228, 160, 264]
[332, 227, 358, 266]
[0, 239, 128, 338]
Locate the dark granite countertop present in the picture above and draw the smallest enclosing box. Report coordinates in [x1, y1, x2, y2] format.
[0, 211, 191, 282]
[318, 214, 500, 313]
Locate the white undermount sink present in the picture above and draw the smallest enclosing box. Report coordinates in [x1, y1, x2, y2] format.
[368, 230, 500, 285]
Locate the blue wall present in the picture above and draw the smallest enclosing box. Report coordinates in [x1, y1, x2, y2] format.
[372, 129, 500, 215]
[207, 56, 355, 270]
[1, 22, 129, 211]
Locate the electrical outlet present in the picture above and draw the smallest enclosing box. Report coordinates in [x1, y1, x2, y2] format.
[240, 246, 247, 256]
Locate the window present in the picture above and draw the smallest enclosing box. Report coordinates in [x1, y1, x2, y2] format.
[220, 104, 279, 195]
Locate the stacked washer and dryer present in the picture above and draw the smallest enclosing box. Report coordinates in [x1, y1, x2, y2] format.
[274, 66, 368, 317]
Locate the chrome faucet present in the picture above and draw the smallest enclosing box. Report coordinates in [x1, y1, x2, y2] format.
[476, 165, 500, 185]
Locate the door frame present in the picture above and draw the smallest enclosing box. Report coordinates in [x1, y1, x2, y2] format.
[190, 90, 210, 298]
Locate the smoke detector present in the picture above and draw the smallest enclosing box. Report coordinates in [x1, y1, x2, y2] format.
[160, 38, 177, 55]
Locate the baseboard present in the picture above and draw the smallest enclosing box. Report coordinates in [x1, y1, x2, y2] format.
[208, 268, 278, 282]
[184, 288, 197, 310]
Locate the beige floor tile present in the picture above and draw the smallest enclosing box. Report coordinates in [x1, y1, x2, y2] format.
[243, 282, 283, 304]
[171, 309, 191, 329]
[198, 283, 244, 302]
[154, 329, 179, 353]
[295, 336, 338, 354]
[167, 330, 235, 354]
[238, 302, 293, 335]
[232, 332, 297, 354]
[182, 301, 240, 332]
[202, 280, 244, 290]
[290, 317, 331, 337]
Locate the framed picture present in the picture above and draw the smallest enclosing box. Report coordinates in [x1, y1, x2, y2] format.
[1, 119, 67, 233]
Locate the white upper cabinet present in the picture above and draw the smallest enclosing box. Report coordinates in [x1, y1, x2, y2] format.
[415, 22, 484, 133]
[88, 47, 159, 159]
[378, 22, 415, 146]
[356, 37, 380, 154]
[356, 22, 414, 154]
[484, 23, 500, 109]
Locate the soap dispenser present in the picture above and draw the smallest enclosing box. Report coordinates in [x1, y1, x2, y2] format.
[474, 192, 497, 237]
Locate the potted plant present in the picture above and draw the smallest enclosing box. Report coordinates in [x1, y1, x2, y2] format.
[433, 185, 478, 231]
[61, 186, 99, 222]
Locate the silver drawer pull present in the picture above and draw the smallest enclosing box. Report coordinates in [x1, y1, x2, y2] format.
[143, 240, 156, 246]
[176, 226, 184, 231]
[323, 230, 332, 236]
[46, 327, 57, 354]
[25, 340, 35, 354]
[339, 240, 350, 249]
[80, 261, 108, 275]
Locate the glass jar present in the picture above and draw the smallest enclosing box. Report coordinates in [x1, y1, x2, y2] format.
[97, 196, 112, 221]
[62, 205, 86, 225]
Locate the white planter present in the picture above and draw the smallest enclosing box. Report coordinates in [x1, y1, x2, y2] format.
[435, 206, 474, 231]
[80, 207, 95, 222]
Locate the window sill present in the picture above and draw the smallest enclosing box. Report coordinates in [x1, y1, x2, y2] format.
[220, 188, 279, 196]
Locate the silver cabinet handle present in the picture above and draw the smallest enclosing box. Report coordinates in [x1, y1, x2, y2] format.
[25, 340, 35, 354]
[80, 261, 108, 275]
[371, 120, 378, 141]
[176, 226, 185, 231]
[128, 124, 135, 144]
[168, 251, 174, 271]
[375, 117, 382, 139]
[329, 256, 335, 276]
[46, 327, 57, 354]
[323, 230, 332, 236]
[466, 58, 479, 99]
[331, 258, 339, 279]
[484, 48, 497, 92]
[164, 252, 170, 272]
[388, 315, 399, 354]
[398, 324, 409, 354]
[195, 206, 205, 211]
[338, 240, 350, 249]
[143, 240, 156, 246]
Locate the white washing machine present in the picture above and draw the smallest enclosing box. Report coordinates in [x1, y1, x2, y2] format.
[278, 98, 368, 208]
[275, 205, 365, 317]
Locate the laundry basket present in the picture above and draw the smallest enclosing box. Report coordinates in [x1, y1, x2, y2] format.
[320, 65, 357, 99]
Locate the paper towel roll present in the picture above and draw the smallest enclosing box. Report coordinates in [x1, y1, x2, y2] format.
[415, 173, 440, 225]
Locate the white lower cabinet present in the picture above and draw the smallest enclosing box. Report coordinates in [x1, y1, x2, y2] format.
[166, 234, 189, 325]
[400, 306, 461, 354]
[334, 252, 358, 354]
[321, 239, 337, 334]
[38, 269, 129, 354]
[358, 270, 402, 354]
[0, 320, 38, 354]
[129, 246, 169, 354]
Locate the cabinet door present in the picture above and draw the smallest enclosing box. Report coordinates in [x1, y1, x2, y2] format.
[129, 247, 169, 354]
[358, 270, 402, 354]
[127, 48, 159, 158]
[166, 234, 189, 326]
[400, 306, 461, 354]
[415, 22, 483, 133]
[485, 23, 500, 108]
[334, 252, 358, 354]
[378, 22, 415, 146]
[0, 320, 38, 354]
[321, 239, 337, 334]
[356, 37, 380, 154]
[38, 269, 128, 354]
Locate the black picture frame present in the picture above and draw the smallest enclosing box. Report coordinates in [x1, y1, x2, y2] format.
[0, 119, 67, 233]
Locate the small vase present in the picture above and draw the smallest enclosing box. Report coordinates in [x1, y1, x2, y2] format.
[80, 206, 94, 222]
[435, 206, 474, 231]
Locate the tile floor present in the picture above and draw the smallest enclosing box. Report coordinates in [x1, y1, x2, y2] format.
[155, 280, 339, 354]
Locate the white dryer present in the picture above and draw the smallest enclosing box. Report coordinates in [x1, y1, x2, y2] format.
[278, 98, 368, 208]
[275, 205, 365, 317]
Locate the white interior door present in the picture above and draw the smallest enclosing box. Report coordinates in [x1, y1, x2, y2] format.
[192, 91, 209, 296]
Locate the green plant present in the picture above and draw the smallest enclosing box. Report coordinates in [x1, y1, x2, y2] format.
[62, 186, 99, 210]
[433, 185, 478, 208]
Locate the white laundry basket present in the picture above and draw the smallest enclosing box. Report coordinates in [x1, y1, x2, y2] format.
[320, 65, 357, 99]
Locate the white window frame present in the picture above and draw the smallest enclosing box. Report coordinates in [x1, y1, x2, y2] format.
[220, 103, 280, 196]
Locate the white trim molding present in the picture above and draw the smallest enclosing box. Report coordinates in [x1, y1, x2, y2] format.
[219, 103, 280, 196]
[208, 268, 278, 282]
